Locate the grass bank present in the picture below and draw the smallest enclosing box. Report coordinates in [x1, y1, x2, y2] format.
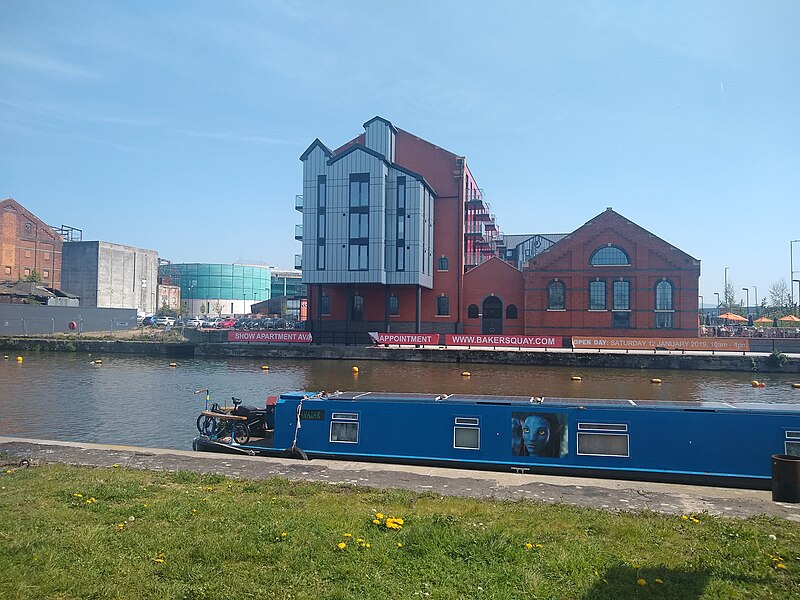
[1, 463, 799, 599]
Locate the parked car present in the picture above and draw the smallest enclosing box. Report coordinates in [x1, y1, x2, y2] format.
[184, 317, 203, 328]
[141, 315, 157, 326]
[155, 316, 176, 326]
[217, 318, 237, 328]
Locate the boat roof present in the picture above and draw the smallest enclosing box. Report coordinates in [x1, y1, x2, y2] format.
[283, 391, 800, 413]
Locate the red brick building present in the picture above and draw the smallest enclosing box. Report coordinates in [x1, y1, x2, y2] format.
[524, 208, 700, 338]
[298, 118, 700, 342]
[0, 198, 63, 289]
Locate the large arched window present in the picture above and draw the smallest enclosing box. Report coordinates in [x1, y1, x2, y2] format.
[547, 280, 565, 310]
[589, 246, 631, 266]
[655, 280, 673, 328]
[436, 295, 450, 316]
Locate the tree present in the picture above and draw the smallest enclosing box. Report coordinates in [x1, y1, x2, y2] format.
[768, 278, 792, 314]
[22, 270, 42, 283]
[212, 300, 224, 317]
[723, 279, 737, 313]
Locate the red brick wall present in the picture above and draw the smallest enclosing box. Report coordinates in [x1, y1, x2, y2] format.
[524, 210, 700, 338]
[0, 198, 63, 289]
[463, 258, 525, 335]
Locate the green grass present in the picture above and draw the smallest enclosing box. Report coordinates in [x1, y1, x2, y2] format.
[1, 464, 798, 599]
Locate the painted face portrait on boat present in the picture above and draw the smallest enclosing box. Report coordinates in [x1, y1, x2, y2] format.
[511, 412, 567, 458]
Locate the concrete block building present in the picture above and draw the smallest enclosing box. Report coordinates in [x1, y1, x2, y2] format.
[61, 241, 159, 314]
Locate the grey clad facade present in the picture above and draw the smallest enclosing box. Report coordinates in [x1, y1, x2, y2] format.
[300, 117, 435, 290]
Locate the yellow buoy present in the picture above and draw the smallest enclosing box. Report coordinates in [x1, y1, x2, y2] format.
[16, 356, 23, 363]
[651, 378, 662, 384]
[751, 380, 760, 388]
[169, 362, 177, 368]
[352, 366, 359, 374]
[94, 359, 102, 365]
[3, 355, 8, 360]
[261, 365, 269, 370]
[571, 376, 582, 381]
[461, 371, 471, 377]
[792, 383, 800, 389]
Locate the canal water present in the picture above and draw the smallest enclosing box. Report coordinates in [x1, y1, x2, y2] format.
[1, 353, 797, 452]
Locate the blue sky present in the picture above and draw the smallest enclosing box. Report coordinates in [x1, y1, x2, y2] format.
[2, 1, 798, 306]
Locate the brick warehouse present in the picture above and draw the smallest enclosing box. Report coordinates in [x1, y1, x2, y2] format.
[1, 198, 63, 289]
[297, 117, 700, 342]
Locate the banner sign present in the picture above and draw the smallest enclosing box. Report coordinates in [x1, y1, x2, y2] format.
[369, 332, 441, 345]
[228, 331, 313, 343]
[444, 334, 563, 348]
[571, 337, 749, 352]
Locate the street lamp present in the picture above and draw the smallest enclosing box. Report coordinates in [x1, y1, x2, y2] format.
[753, 285, 758, 317]
[742, 288, 749, 317]
[724, 266, 730, 310]
[794, 280, 800, 314]
[714, 292, 721, 318]
[792, 240, 800, 308]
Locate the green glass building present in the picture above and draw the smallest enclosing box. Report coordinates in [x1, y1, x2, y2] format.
[165, 263, 272, 316]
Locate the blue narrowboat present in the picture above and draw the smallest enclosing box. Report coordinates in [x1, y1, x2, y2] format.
[193, 391, 800, 490]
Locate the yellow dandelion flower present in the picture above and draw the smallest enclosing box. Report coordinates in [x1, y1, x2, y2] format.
[365, 543, 371, 548]
[73, 493, 83, 498]
[535, 544, 543, 548]
[681, 515, 689, 521]
[397, 543, 403, 548]
[690, 517, 700, 523]
[281, 532, 288, 539]
[343, 533, 352, 538]
[655, 578, 664, 584]
[356, 538, 363, 543]
[337, 542, 346, 550]
[153, 558, 165, 563]
[394, 518, 404, 525]
[143, 503, 148, 508]
[637, 578, 647, 586]
[372, 519, 380, 524]
[191, 509, 197, 514]
[776, 563, 786, 570]
[375, 513, 384, 519]
[152, 552, 166, 564]
[524, 543, 533, 550]
[594, 570, 599, 577]
[113, 463, 119, 468]
[4, 470, 11, 475]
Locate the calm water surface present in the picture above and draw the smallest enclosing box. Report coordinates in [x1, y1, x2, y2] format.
[1, 353, 797, 451]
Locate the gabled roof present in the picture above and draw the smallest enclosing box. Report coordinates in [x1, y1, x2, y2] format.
[363, 116, 398, 134]
[325, 143, 437, 197]
[299, 138, 333, 161]
[529, 207, 699, 269]
[0, 197, 60, 242]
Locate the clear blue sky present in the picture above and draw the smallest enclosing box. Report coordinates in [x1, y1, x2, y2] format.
[2, 1, 798, 306]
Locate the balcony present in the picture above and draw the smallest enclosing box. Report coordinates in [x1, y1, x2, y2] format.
[295, 224, 303, 240]
[294, 254, 302, 270]
[295, 195, 304, 211]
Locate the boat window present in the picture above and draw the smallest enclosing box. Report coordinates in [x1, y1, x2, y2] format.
[577, 433, 629, 457]
[786, 441, 800, 457]
[578, 423, 627, 432]
[786, 431, 800, 439]
[454, 426, 480, 450]
[455, 417, 479, 426]
[331, 412, 358, 420]
[330, 421, 359, 443]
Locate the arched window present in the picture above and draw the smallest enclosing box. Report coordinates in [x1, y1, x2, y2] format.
[388, 295, 399, 316]
[589, 246, 630, 266]
[547, 280, 565, 310]
[437, 256, 449, 271]
[467, 304, 479, 318]
[436, 295, 450, 316]
[351, 294, 364, 321]
[655, 280, 673, 328]
[506, 304, 518, 319]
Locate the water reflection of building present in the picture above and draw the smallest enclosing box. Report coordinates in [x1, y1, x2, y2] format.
[297, 117, 700, 342]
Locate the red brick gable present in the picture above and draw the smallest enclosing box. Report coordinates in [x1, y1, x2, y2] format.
[526, 208, 699, 273]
